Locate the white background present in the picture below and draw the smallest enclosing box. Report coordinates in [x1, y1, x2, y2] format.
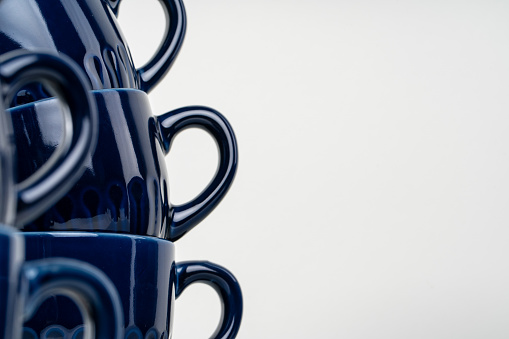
[119, 1, 509, 338]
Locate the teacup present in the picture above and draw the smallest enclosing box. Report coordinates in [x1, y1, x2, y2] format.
[12, 89, 237, 241]
[0, 0, 186, 98]
[0, 225, 124, 339]
[0, 51, 97, 226]
[23, 232, 243, 338]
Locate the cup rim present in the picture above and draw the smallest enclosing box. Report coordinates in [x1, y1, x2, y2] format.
[7, 87, 147, 112]
[21, 231, 174, 245]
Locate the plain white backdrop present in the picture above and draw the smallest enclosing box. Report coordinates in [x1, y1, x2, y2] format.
[119, 1, 509, 338]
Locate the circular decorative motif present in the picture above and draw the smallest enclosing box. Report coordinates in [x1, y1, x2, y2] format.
[23, 325, 165, 339]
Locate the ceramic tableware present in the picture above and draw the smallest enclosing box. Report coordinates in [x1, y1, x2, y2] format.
[0, 51, 97, 226]
[23, 232, 243, 338]
[0, 0, 186, 101]
[0, 225, 124, 339]
[13, 88, 237, 241]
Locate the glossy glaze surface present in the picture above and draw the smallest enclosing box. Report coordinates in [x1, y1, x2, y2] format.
[0, 51, 97, 226]
[12, 89, 237, 241]
[0, 0, 186, 99]
[0, 225, 123, 339]
[23, 232, 243, 339]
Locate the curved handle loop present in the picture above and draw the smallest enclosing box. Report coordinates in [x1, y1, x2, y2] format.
[137, 0, 186, 92]
[21, 258, 124, 339]
[176, 261, 243, 339]
[0, 51, 98, 226]
[157, 106, 238, 241]
[111, 0, 187, 92]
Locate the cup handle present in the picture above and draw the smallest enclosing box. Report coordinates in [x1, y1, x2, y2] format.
[20, 258, 124, 339]
[0, 51, 98, 226]
[113, 0, 186, 92]
[157, 106, 238, 241]
[176, 261, 243, 339]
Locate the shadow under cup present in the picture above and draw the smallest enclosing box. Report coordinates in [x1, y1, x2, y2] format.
[22, 233, 243, 339]
[10, 89, 237, 241]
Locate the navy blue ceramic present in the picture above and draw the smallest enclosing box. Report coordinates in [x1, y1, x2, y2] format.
[23, 233, 243, 339]
[0, 51, 97, 227]
[0, 0, 186, 100]
[12, 89, 237, 241]
[0, 225, 124, 339]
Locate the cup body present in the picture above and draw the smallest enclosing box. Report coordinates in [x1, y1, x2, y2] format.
[0, 0, 186, 96]
[23, 232, 243, 339]
[15, 89, 169, 236]
[0, 225, 124, 339]
[13, 89, 237, 241]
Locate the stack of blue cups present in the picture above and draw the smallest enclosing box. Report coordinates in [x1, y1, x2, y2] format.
[0, 1, 242, 338]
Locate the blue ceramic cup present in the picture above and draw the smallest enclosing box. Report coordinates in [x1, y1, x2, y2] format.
[22, 232, 243, 339]
[12, 89, 237, 241]
[0, 0, 186, 98]
[0, 225, 124, 339]
[0, 51, 97, 227]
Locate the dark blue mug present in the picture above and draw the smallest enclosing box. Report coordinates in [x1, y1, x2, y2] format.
[0, 0, 186, 100]
[0, 51, 97, 227]
[23, 232, 243, 339]
[0, 225, 124, 339]
[11, 89, 237, 241]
